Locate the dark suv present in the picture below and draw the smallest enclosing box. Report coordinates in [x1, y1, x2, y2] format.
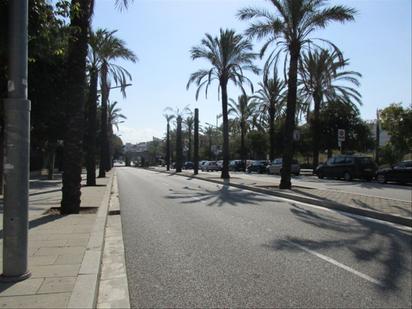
[229, 160, 245, 171]
[315, 155, 377, 181]
[247, 160, 268, 174]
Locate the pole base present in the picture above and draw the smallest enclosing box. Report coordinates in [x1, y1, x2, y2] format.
[0, 271, 31, 283]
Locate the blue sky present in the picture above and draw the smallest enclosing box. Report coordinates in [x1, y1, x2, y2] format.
[93, 0, 411, 144]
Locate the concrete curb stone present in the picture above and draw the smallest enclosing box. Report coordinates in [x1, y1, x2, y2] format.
[148, 167, 412, 227]
[67, 172, 114, 309]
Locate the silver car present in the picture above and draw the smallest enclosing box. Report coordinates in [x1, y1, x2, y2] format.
[201, 161, 219, 172]
[267, 158, 300, 176]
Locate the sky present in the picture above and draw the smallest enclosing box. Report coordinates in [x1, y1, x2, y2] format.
[92, 0, 412, 144]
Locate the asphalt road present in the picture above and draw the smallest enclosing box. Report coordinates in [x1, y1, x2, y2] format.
[219, 171, 412, 202]
[118, 167, 412, 308]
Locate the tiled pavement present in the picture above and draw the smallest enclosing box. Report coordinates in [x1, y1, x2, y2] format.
[0, 171, 113, 308]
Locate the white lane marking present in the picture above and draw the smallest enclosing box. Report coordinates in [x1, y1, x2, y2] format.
[287, 240, 384, 287]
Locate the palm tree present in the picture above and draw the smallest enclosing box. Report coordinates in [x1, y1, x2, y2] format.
[184, 115, 194, 161]
[229, 95, 257, 169]
[187, 29, 259, 179]
[253, 59, 286, 161]
[108, 100, 126, 167]
[299, 48, 361, 169]
[238, 0, 356, 189]
[96, 29, 137, 178]
[163, 112, 175, 171]
[202, 124, 214, 160]
[165, 106, 190, 172]
[61, 0, 132, 213]
[61, 0, 91, 214]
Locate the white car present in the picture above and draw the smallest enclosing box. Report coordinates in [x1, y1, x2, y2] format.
[201, 161, 219, 172]
[267, 158, 300, 176]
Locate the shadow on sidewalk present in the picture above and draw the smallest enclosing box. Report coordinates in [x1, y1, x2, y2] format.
[291, 187, 412, 218]
[264, 203, 412, 293]
[0, 214, 64, 240]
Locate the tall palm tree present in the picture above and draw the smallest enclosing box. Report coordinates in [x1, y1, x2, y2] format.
[163, 112, 175, 171]
[187, 29, 259, 179]
[238, 0, 356, 189]
[61, 0, 91, 214]
[184, 115, 194, 161]
[299, 48, 361, 169]
[96, 29, 137, 178]
[61, 0, 132, 213]
[229, 95, 257, 168]
[253, 59, 286, 161]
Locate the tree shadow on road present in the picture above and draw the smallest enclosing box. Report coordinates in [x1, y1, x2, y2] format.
[164, 182, 277, 207]
[265, 203, 412, 293]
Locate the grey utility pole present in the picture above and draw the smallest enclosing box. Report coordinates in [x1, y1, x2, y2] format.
[193, 108, 199, 175]
[0, 0, 31, 282]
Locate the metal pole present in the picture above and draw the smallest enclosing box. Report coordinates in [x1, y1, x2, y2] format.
[1, 0, 31, 282]
[194, 109, 199, 175]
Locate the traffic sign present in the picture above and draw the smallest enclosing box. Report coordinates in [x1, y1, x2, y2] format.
[338, 129, 345, 142]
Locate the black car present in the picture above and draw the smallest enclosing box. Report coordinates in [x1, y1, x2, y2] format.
[315, 155, 377, 181]
[246, 160, 268, 174]
[376, 160, 412, 184]
[229, 160, 245, 171]
[183, 161, 194, 169]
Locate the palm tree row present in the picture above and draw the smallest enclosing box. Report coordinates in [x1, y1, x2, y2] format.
[62, 0, 135, 213]
[185, 0, 359, 188]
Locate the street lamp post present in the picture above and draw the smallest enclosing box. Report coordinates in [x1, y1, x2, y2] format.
[1, 0, 31, 282]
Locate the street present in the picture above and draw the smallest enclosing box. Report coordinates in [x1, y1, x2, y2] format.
[117, 167, 412, 308]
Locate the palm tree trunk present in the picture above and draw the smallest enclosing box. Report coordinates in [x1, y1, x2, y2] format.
[0, 122, 4, 194]
[108, 121, 114, 170]
[208, 132, 212, 160]
[312, 94, 321, 170]
[61, 0, 89, 214]
[280, 45, 300, 189]
[220, 81, 230, 179]
[240, 122, 246, 171]
[269, 103, 275, 161]
[98, 63, 109, 177]
[86, 68, 97, 185]
[47, 141, 57, 180]
[176, 116, 182, 172]
[188, 128, 192, 162]
[166, 122, 170, 171]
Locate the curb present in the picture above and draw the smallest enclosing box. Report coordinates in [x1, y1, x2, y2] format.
[148, 168, 412, 227]
[67, 172, 115, 309]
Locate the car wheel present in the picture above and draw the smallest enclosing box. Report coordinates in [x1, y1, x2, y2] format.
[376, 174, 386, 184]
[343, 171, 352, 181]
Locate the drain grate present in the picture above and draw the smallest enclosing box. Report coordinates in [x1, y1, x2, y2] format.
[108, 209, 120, 216]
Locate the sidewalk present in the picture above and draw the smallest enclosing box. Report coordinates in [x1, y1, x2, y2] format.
[0, 171, 113, 308]
[149, 167, 412, 227]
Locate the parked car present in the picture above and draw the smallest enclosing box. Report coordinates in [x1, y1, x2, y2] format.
[246, 160, 268, 174]
[267, 158, 300, 176]
[183, 161, 194, 169]
[201, 161, 219, 172]
[217, 160, 223, 171]
[315, 155, 377, 181]
[376, 160, 412, 184]
[229, 160, 245, 171]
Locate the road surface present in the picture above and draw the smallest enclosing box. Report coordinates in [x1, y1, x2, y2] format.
[118, 167, 411, 308]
